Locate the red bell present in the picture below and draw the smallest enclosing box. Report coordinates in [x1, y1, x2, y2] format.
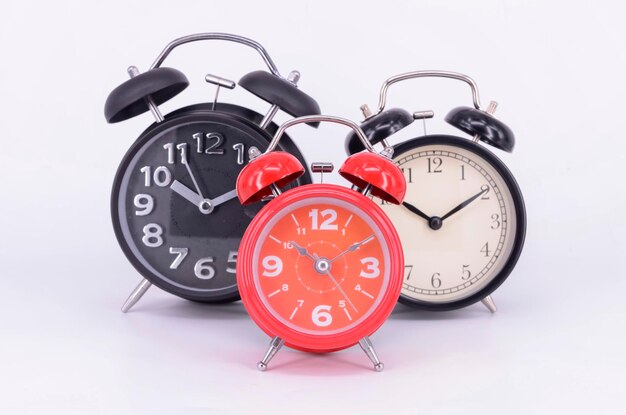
[236, 151, 305, 205]
[339, 152, 406, 204]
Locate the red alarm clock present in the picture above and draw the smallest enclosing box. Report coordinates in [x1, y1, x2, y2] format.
[236, 115, 406, 371]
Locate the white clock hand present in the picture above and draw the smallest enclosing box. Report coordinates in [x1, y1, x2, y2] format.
[292, 246, 358, 312]
[182, 157, 206, 200]
[311, 253, 358, 312]
[325, 268, 358, 313]
[171, 181, 238, 212]
[170, 180, 204, 206]
[210, 189, 238, 207]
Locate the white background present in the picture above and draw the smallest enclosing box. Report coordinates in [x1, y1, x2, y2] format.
[1, 0, 625, 413]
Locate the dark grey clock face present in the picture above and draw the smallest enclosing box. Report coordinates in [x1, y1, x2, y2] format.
[112, 109, 310, 302]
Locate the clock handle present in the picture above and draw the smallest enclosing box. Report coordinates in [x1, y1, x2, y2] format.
[369, 70, 484, 116]
[258, 115, 406, 205]
[149, 33, 281, 77]
[263, 115, 378, 155]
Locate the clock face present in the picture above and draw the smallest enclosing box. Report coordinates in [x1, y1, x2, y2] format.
[238, 185, 403, 350]
[112, 107, 310, 302]
[376, 135, 525, 308]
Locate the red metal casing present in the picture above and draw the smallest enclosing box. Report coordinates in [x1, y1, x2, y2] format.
[237, 184, 404, 353]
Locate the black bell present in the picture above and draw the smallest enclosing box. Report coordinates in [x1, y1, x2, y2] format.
[345, 108, 413, 155]
[445, 106, 515, 152]
[104, 67, 189, 123]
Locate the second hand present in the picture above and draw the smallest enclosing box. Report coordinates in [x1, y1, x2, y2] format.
[313, 254, 358, 312]
[326, 270, 358, 312]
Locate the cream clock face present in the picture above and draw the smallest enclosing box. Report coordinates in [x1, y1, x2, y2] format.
[376, 136, 524, 306]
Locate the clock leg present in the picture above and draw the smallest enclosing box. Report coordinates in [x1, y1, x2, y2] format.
[257, 336, 284, 371]
[481, 295, 497, 313]
[121, 279, 152, 313]
[358, 336, 384, 372]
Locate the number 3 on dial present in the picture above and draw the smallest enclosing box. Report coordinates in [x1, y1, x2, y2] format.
[360, 257, 380, 278]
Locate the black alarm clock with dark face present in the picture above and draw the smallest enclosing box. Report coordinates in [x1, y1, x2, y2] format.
[112, 104, 312, 304]
[105, 33, 320, 312]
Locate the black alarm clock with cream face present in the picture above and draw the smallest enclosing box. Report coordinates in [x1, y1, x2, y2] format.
[388, 135, 525, 310]
[346, 71, 526, 312]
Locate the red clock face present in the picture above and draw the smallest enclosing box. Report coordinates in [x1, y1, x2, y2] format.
[237, 184, 403, 352]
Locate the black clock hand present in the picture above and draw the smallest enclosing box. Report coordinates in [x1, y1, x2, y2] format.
[440, 187, 488, 221]
[329, 235, 375, 263]
[289, 241, 316, 261]
[402, 201, 431, 222]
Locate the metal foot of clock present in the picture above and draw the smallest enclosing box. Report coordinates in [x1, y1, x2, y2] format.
[358, 336, 384, 372]
[257, 336, 285, 371]
[121, 278, 152, 313]
[481, 295, 497, 313]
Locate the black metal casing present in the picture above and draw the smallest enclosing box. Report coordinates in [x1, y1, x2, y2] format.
[390, 135, 526, 311]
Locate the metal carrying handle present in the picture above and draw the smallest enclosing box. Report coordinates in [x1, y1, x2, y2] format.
[150, 32, 281, 77]
[375, 70, 483, 114]
[264, 115, 375, 154]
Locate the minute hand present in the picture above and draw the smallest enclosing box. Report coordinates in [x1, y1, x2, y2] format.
[210, 189, 238, 207]
[440, 187, 488, 221]
[329, 235, 375, 263]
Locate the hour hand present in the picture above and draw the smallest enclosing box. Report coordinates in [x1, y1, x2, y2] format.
[289, 241, 315, 261]
[402, 201, 431, 222]
[170, 180, 203, 206]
